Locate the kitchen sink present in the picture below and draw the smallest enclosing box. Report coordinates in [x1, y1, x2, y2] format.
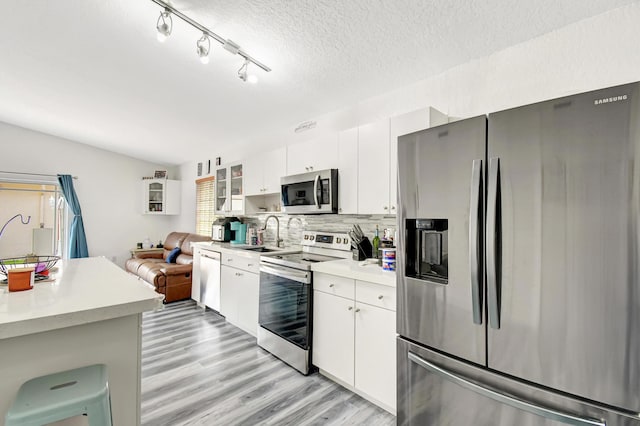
[240, 247, 280, 253]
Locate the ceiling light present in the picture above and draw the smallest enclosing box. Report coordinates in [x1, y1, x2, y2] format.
[149, 0, 271, 82]
[156, 9, 172, 43]
[196, 33, 210, 64]
[238, 59, 258, 84]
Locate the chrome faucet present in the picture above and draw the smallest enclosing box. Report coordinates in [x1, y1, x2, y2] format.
[263, 215, 283, 248]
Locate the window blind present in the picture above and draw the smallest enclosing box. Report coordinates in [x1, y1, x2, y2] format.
[195, 176, 215, 237]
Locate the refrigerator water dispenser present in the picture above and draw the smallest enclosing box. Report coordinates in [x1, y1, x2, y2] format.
[405, 219, 448, 284]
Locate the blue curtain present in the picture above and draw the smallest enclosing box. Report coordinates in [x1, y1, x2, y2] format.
[57, 174, 89, 258]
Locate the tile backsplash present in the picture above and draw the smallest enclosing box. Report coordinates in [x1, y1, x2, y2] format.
[240, 213, 397, 248]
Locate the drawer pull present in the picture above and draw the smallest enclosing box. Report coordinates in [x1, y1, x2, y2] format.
[378, 295, 384, 300]
[329, 284, 335, 288]
[248, 264, 254, 267]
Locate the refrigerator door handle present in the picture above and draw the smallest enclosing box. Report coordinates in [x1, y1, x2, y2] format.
[408, 352, 606, 426]
[487, 157, 501, 329]
[469, 159, 483, 325]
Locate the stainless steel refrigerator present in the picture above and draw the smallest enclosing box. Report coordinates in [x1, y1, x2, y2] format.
[396, 82, 640, 425]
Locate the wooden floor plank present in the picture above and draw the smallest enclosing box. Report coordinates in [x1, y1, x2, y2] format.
[141, 300, 396, 425]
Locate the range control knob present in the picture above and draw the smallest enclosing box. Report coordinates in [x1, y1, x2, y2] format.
[304, 235, 309, 240]
[344, 238, 349, 244]
[309, 236, 315, 241]
[336, 237, 342, 243]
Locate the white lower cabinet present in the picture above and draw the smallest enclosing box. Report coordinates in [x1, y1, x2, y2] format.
[220, 251, 260, 337]
[354, 301, 396, 411]
[312, 272, 397, 413]
[312, 290, 355, 384]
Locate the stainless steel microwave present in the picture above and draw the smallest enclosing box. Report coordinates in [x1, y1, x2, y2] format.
[280, 169, 338, 214]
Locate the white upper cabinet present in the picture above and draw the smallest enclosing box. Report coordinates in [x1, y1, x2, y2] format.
[358, 119, 391, 215]
[214, 163, 244, 216]
[244, 147, 287, 196]
[337, 127, 359, 215]
[142, 179, 180, 215]
[286, 133, 338, 176]
[389, 107, 448, 212]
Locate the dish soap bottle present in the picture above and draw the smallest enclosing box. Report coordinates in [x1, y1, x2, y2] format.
[372, 225, 380, 259]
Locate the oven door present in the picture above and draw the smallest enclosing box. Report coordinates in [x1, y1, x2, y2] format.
[259, 262, 312, 349]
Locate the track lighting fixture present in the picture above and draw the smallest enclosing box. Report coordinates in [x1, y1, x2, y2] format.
[238, 59, 258, 84]
[156, 9, 172, 43]
[196, 33, 210, 64]
[150, 0, 270, 81]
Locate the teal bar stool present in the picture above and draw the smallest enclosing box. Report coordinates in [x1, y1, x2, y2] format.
[5, 364, 112, 426]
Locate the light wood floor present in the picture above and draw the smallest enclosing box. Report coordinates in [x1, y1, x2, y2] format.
[141, 300, 396, 425]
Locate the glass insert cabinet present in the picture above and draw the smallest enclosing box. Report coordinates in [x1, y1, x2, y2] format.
[142, 178, 181, 215]
[215, 163, 244, 215]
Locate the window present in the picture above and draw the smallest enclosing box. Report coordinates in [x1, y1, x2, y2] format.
[0, 181, 68, 259]
[195, 176, 215, 237]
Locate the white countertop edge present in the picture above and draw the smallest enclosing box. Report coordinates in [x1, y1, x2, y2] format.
[311, 259, 397, 287]
[193, 241, 299, 257]
[0, 297, 162, 340]
[193, 242, 396, 287]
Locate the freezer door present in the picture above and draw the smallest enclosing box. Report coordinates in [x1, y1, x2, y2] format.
[487, 82, 640, 412]
[398, 338, 639, 426]
[397, 115, 486, 365]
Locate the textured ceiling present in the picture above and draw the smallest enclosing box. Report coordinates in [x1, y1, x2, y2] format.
[0, 0, 636, 165]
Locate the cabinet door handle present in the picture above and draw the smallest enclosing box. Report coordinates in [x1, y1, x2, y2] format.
[378, 295, 384, 300]
[355, 308, 361, 313]
[391, 206, 396, 211]
[236, 272, 243, 276]
[348, 306, 353, 311]
[383, 206, 388, 210]
[248, 263, 253, 267]
[329, 284, 335, 288]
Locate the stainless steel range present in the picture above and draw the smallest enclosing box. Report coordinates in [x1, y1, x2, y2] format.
[258, 230, 352, 375]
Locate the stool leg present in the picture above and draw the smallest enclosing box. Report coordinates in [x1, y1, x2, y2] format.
[87, 395, 113, 426]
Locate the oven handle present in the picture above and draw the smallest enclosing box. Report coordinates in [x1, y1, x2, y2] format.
[260, 263, 311, 284]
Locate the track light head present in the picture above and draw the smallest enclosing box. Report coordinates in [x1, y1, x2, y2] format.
[196, 33, 210, 64]
[238, 59, 258, 84]
[156, 9, 172, 43]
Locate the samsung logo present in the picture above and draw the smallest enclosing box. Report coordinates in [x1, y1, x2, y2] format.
[594, 94, 628, 105]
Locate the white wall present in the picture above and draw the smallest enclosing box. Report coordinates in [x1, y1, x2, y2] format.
[176, 3, 640, 231]
[0, 122, 179, 267]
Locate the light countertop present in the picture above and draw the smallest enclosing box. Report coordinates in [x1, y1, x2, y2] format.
[193, 241, 298, 256]
[193, 241, 396, 286]
[311, 258, 397, 287]
[0, 256, 162, 340]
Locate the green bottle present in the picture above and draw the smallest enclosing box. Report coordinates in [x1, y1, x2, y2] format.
[372, 225, 380, 259]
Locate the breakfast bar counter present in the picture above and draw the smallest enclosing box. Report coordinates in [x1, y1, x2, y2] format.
[0, 256, 162, 425]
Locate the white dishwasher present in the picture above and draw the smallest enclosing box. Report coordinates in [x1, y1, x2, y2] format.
[199, 249, 221, 311]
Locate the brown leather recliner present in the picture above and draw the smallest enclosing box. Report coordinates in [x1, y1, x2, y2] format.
[125, 231, 210, 303]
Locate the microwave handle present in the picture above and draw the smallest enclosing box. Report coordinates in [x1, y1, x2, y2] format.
[314, 174, 320, 209]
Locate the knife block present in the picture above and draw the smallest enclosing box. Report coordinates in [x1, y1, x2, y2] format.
[352, 237, 373, 260]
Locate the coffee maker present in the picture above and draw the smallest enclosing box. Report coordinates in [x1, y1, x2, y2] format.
[211, 217, 240, 242]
